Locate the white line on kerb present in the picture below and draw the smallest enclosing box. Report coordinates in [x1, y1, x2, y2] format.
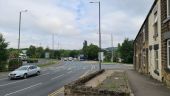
[4, 83, 42, 96]
[80, 70, 90, 78]
[51, 74, 64, 80]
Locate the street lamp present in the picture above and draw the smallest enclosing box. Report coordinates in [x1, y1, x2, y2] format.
[18, 10, 27, 56]
[90, 1, 102, 70]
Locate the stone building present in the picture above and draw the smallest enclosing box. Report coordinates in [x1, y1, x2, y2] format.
[134, 0, 170, 85]
[161, 0, 170, 85]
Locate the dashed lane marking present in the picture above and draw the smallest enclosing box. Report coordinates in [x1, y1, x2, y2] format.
[51, 74, 64, 80]
[4, 83, 42, 96]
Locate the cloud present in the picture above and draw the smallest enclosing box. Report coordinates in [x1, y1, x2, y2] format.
[0, 0, 154, 49]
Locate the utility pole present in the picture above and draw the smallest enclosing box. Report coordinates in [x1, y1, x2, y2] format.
[90, 1, 102, 70]
[111, 33, 114, 62]
[18, 10, 27, 58]
[52, 33, 54, 59]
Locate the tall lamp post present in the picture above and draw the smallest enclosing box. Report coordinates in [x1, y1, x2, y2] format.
[90, 1, 102, 70]
[18, 10, 27, 56]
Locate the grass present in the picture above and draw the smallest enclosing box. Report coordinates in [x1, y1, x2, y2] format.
[37, 60, 58, 68]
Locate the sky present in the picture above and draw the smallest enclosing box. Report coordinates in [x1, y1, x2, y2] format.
[0, 0, 154, 50]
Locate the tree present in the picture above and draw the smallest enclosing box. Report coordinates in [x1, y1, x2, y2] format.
[36, 47, 44, 58]
[82, 40, 88, 58]
[0, 34, 8, 71]
[87, 44, 99, 60]
[27, 45, 36, 58]
[0, 34, 8, 61]
[118, 38, 134, 63]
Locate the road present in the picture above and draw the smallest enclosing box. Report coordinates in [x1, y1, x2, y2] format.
[0, 61, 132, 96]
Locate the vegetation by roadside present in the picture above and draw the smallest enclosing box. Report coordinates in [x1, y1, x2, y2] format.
[37, 60, 58, 68]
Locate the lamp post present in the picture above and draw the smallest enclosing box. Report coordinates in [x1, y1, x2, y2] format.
[111, 33, 113, 62]
[18, 10, 27, 56]
[90, 1, 102, 70]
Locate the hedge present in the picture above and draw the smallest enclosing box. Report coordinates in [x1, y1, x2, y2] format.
[8, 58, 22, 71]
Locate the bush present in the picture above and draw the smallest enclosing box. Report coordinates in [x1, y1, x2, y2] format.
[0, 61, 8, 72]
[27, 58, 38, 63]
[8, 58, 22, 71]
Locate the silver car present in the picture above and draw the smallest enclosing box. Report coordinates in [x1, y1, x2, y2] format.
[8, 65, 41, 80]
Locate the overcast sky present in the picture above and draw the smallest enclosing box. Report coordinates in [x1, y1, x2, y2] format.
[0, 0, 154, 50]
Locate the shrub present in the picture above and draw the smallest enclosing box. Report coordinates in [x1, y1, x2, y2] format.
[0, 61, 8, 72]
[27, 58, 38, 63]
[8, 58, 22, 71]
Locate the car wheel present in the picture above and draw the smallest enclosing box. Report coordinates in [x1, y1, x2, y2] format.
[23, 73, 27, 79]
[36, 71, 40, 76]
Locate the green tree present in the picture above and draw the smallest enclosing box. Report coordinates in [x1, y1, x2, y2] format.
[87, 44, 99, 60]
[0, 34, 8, 61]
[8, 49, 19, 58]
[119, 38, 134, 63]
[36, 47, 44, 58]
[0, 34, 8, 71]
[27, 45, 36, 58]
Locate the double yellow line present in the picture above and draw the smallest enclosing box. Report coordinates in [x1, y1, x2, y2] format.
[48, 87, 64, 96]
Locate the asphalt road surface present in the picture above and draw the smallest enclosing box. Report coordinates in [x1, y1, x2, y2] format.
[0, 61, 132, 96]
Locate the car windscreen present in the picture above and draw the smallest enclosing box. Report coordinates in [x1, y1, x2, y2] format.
[16, 66, 28, 70]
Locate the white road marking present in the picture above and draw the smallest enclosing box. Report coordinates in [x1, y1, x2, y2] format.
[40, 72, 50, 76]
[0, 78, 7, 81]
[0, 79, 27, 87]
[67, 71, 72, 74]
[54, 69, 60, 72]
[67, 67, 72, 71]
[4, 83, 42, 96]
[51, 74, 64, 80]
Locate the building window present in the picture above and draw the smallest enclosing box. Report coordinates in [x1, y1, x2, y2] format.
[153, 11, 158, 40]
[167, 39, 170, 69]
[143, 50, 146, 67]
[154, 50, 159, 70]
[167, 0, 170, 17]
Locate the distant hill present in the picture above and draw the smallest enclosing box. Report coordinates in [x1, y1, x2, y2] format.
[103, 47, 117, 52]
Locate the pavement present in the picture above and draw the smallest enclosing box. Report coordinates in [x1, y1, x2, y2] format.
[0, 61, 130, 96]
[127, 69, 170, 96]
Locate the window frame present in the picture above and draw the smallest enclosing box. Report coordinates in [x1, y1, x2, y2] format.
[153, 11, 158, 39]
[167, 39, 170, 69]
[154, 50, 159, 70]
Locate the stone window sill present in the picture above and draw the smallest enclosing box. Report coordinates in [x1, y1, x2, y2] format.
[163, 17, 170, 24]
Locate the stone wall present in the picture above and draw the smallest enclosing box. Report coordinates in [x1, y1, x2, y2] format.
[161, 0, 170, 85]
[64, 70, 130, 96]
[134, 19, 149, 74]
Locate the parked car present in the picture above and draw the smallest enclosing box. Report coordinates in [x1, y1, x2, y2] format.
[68, 57, 73, 61]
[8, 65, 41, 80]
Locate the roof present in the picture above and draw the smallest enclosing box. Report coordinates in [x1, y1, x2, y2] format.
[134, 0, 158, 42]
